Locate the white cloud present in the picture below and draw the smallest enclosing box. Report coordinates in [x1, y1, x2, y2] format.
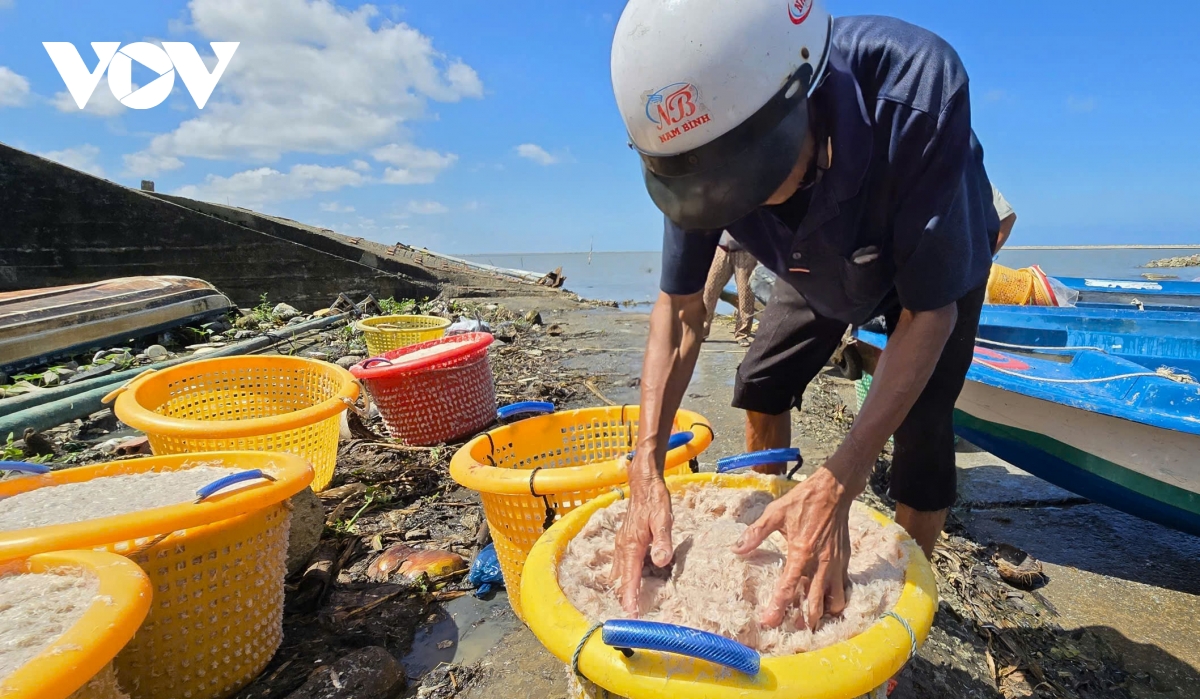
[516, 143, 558, 166]
[52, 86, 126, 117]
[0, 66, 30, 107]
[1067, 95, 1097, 113]
[463, 200, 480, 211]
[320, 201, 355, 213]
[351, 159, 371, 172]
[373, 142, 457, 184]
[125, 0, 484, 166]
[175, 163, 366, 210]
[407, 199, 448, 215]
[38, 145, 105, 177]
[123, 151, 185, 177]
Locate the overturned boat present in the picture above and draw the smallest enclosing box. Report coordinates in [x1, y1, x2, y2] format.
[0, 276, 231, 372]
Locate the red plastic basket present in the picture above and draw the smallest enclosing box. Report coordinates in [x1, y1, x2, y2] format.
[351, 332, 496, 445]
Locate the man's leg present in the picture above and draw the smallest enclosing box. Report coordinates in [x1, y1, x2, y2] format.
[701, 247, 734, 339]
[733, 281, 847, 474]
[731, 251, 758, 341]
[888, 284, 987, 557]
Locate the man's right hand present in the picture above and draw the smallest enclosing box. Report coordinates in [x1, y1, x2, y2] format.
[611, 456, 675, 615]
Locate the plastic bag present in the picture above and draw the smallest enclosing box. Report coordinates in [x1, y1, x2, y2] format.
[446, 318, 492, 336]
[469, 543, 504, 598]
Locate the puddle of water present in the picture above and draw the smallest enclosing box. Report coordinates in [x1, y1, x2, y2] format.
[402, 591, 521, 679]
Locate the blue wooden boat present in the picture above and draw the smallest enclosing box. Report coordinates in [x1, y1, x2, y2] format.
[855, 306, 1200, 536]
[1056, 276, 1200, 310]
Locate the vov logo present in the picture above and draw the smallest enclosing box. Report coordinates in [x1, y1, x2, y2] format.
[44, 42, 239, 110]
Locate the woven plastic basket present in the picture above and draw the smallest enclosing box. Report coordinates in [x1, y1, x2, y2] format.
[522, 470, 937, 699]
[0, 452, 313, 699]
[108, 356, 357, 491]
[0, 550, 151, 699]
[356, 315, 451, 356]
[351, 333, 495, 446]
[449, 404, 712, 619]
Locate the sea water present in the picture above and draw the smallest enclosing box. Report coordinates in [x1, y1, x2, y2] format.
[463, 246, 1200, 307]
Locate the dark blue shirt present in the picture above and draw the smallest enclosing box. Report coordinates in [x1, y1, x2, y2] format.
[660, 15, 998, 325]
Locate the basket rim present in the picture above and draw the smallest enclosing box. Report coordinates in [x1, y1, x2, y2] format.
[350, 332, 494, 379]
[448, 406, 713, 495]
[0, 550, 152, 699]
[0, 451, 313, 561]
[112, 355, 358, 439]
[520, 472, 938, 699]
[355, 314, 452, 333]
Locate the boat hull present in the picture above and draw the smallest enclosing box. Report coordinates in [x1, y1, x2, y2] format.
[0, 276, 231, 371]
[954, 380, 1200, 536]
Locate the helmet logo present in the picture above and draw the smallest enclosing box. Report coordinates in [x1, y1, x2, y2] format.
[789, 0, 813, 24]
[646, 83, 711, 145]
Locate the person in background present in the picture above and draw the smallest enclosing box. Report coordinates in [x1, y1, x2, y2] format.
[701, 231, 758, 345]
[992, 184, 1017, 252]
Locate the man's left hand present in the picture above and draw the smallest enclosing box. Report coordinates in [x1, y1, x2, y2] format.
[731, 463, 859, 629]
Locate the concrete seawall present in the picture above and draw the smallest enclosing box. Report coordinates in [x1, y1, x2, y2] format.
[0, 142, 549, 311]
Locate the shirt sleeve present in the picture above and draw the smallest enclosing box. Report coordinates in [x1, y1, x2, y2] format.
[991, 184, 1015, 220]
[660, 217, 721, 296]
[891, 87, 986, 312]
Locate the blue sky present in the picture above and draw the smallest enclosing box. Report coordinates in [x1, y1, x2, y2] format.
[1, 0, 1197, 254]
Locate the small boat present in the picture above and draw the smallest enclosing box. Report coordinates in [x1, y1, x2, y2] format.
[0, 276, 231, 371]
[855, 308, 1200, 537]
[1056, 276, 1200, 310]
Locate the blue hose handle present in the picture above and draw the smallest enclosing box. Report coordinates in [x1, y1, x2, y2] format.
[716, 448, 801, 473]
[496, 401, 556, 421]
[0, 461, 50, 475]
[625, 431, 694, 461]
[195, 469, 275, 501]
[602, 619, 760, 676]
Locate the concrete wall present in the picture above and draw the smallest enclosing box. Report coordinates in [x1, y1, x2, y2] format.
[0, 142, 444, 311]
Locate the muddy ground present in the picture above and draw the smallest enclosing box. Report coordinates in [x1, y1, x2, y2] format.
[10, 293, 1198, 699]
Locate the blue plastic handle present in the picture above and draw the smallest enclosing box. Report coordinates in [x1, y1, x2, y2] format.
[0, 461, 50, 475]
[625, 431, 694, 461]
[716, 448, 801, 473]
[194, 469, 275, 501]
[601, 619, 760, 676]
[496, 401, 556, 421]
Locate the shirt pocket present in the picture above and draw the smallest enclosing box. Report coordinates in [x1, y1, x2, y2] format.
[839, 247, 894, 317]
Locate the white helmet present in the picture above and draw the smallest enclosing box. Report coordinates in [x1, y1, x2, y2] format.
[611, 0, 833, 229]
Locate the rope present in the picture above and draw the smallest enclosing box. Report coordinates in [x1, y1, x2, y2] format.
[122, 532, 174, 559]
[571, 621, 606, 679]
[528, 466, 556, 530]
[611, 486, 626, 500]
[884, 611, 918, 660]
[975, 338, 1106, 353]
[978, 362, 1197, 385]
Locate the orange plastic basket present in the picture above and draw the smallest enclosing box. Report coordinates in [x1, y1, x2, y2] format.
[356, 315, 450, 356]
[108, 355, 357, 491]
[0, 550, 151, 699]
[449, 404, 712, 619]
[0, 452, 313, 699]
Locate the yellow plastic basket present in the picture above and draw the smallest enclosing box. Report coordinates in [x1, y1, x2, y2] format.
[108, 355, 357, 491]
[449, 404, 712, 619]
[0, 550, 152, 699]
[522, 472, 938, 699]
[0, 452, 314, 699]
[356, 315, 451, 357]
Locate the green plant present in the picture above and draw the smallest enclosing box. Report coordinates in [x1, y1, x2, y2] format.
[379, 297, 418, 316]
[329, 485, 394, 534]
[2, 433, 52, 464]
[251, 293, 274, 324]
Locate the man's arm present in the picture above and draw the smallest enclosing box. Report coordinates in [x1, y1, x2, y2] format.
[994, 212, 1016, 252]
[733, 301, 957, 628]
[612, 290, 707, 613]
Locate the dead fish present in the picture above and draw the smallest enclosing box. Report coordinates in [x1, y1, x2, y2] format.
[366, 543, 416, 582]
[398, 549, 467, 580]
